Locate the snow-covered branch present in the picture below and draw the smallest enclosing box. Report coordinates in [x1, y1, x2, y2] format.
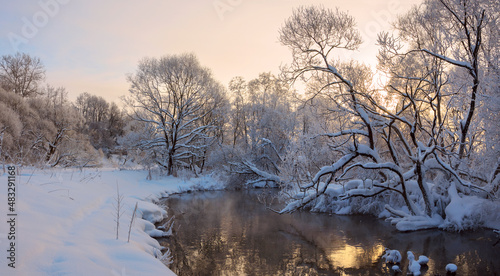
[230, 160, 281, 187]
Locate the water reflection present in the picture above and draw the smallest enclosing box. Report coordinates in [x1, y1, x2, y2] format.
[159, 191, 500, 275]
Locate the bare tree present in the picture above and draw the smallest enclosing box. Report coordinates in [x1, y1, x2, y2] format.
[245, 73, 296, 153]
[126, 53, 226, 175]
[383, 0, 500, 189]
[278, 6, 393, 213]
[225, 73, 298, 187]
[0, 52, 45, 97]
[0, 89, 23, 170]
[277, 3, 495, 228]
[395, 0, 494, 169]
[75, 92, 125, 153]
[28, 86, 82, 165]
[76, 92, 110, 124]
[228, 76, 248, 148]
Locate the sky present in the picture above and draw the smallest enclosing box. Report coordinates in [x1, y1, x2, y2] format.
[0, 0, 422, 103]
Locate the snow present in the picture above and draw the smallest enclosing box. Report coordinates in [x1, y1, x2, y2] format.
[407, 251, 421, 276]
[243, 161, 281, 184]
[445, 263, 458, 273]
[335, 206, 352, 215]
[0, 167, 222, 276]
[327, 64, 338, 74]
[284, 162, 499, 232]
[382, 249, 402, 263]
[391, 265, 402, 272]
[421, 49, 473, 70]
[442, 182, 500, 230]
[392, 214, 444, 232]
[344, 179, 363, 191]
[312, 153, 356, 183]
[323, 129, 369, 138]
[355, 144, 381, 162]
[416, 255, 429, 265]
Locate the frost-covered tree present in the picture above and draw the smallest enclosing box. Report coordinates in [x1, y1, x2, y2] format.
[277, 4, 498, 231]
[0, 86, 50, 165]
[0, 88, 23, 170]
[76, 92, 109, 124]
[225, 73, 298, 187]
[0, 85, 100, 168]
[278, 6, 383, 211]
[379, 0, 500, 193]
[246, 73, 296, 153]
[228, 76, 248, 148]
[0, 52, 45, 97]
[29, 86, 94, 167]
[0, 52, 106, 167]
[29, 86, 73, 164]
[125, 53, 226, 175]
[75, 92, 124, 153]
[391, 0, 500, 173]
[279, 92, 348, 192]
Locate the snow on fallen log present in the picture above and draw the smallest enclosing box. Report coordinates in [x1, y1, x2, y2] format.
[392, 214, 444, 232]
[231, 160, 282, 187]
[384, 204, 444, 232]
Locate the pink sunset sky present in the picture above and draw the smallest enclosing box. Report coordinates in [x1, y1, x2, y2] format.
[1, 0, 422, 103]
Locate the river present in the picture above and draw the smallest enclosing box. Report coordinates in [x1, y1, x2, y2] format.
[159, 190, 500, 275]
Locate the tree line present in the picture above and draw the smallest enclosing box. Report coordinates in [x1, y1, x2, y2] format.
[0, 53, 125, 168]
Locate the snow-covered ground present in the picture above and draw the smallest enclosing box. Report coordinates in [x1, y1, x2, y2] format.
[0, 167, 223, 276]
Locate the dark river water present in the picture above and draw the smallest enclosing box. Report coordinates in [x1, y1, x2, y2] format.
[158, 190, 500, 276]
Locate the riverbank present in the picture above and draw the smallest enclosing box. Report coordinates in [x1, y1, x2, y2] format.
[0, 167, 223, 275]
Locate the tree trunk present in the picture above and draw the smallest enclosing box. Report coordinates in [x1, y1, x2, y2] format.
[457, 75, 478, 163]
[167, 152, 174, 176]
[416, 160, 432, 216]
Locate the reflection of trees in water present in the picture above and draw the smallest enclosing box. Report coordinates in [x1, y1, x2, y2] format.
[159, 191, 500, 275]
[278, 224, 340, 275]
[163, 192, 340, 275]
[281, 215, 388, 275]
[160, 234, 192, 275]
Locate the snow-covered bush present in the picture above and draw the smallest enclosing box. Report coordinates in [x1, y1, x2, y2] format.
[0, 86, 101, 168]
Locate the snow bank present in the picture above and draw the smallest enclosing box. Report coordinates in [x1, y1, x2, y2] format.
[282, 177, 500, 232]
[442, 183, 500, 231]
[0, 167, 222, 276]
[392, 214, 444, 232]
